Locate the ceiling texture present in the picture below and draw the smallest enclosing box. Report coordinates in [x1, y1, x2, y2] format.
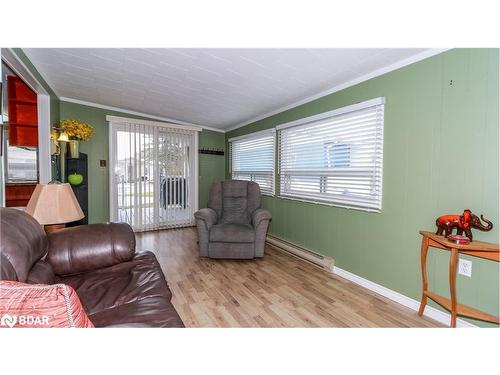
[23, 48, 436, 131]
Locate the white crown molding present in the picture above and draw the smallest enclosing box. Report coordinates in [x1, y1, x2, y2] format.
[59, 97, 226, 133]
[333, 266, 477, 328]
[225, 48, 450, 132]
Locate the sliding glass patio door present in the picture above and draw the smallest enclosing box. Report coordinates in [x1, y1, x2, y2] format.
[108, 117, 198, 231]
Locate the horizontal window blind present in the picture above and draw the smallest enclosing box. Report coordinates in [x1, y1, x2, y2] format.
[278, 98, 384, 211]
[229, 130, 275, 195]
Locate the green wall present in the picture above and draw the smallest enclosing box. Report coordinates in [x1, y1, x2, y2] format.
[198, 131, 226, 209]
[60, 101, 225, 224]
[226, 49, 500, 327]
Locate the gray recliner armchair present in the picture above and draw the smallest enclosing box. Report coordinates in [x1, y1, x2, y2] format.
[194, 180, 272, 259]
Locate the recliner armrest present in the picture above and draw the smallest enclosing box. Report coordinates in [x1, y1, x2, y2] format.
[252, 208, 272, 227]
[194, 208, 218, 230]
[47, 223, 136, 276]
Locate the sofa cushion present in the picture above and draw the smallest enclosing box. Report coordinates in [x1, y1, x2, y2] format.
[27, 260, 55, 285]
[56, 251, 184, 328]
[208, 242, 255, 259]
[221, 197, 250, 224]
[56, 251, 171, 314]
[0, 208, 48, 282]
[0, 280, 94, 328]
[87, 296, 184, 328]
[47, 222, 136, 276]
[221, 180, 251, 224]
[210, 223, 255, 243]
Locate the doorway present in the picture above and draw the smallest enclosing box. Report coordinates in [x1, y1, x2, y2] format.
[109, 116, 199, 231]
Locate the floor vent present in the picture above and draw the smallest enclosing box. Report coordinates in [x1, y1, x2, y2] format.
[266, 235, 335, 273]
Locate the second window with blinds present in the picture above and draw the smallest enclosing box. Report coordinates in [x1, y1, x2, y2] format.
[229, 129, 275, 195]
[278, 97, 385, 212]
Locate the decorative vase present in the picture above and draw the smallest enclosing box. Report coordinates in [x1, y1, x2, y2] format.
[69, 140, 80, 158]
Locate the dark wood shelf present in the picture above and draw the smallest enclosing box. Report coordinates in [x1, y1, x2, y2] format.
[7, 75, 38, 147]
[5, 183, 37, 207]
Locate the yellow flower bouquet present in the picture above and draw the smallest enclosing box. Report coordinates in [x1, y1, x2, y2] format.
[59, 119, 95, 141]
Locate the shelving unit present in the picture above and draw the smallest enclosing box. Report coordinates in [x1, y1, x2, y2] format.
[418, 231, 499, 327]
[7, 75, 38, 147]
[65, 152, 89, 226]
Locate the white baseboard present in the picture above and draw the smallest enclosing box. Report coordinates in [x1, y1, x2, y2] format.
[333, 266, 477, 328]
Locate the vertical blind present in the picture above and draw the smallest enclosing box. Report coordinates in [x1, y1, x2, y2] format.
[109, 117, 198, 231]
[278, 98, 385, 212]
[229, 130, 275, 195]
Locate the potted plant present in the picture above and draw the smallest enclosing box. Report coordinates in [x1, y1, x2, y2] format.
[59, 119, 95, 158]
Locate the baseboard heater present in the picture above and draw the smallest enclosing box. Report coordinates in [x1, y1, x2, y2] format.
[266, 235, 335, 273]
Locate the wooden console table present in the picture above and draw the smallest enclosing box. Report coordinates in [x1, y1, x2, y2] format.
[418, 231, 499, 327]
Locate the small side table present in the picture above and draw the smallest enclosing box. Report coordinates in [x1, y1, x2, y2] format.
[418, 231, 499, 327]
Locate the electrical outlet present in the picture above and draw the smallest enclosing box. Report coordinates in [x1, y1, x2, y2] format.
[458, 258, 472, 277]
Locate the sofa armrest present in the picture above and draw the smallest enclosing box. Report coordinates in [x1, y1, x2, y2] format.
[252, 208, 272, 227]
[194, 208, 218, 230]
[47, 223, 136, 276]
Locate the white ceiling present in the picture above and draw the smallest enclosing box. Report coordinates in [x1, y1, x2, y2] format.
[23, 48, 434, 131]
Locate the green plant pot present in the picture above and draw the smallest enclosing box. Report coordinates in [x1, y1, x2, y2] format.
[68, 173, 84, 186]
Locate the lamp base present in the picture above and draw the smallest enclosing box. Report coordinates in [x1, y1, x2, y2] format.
[44, 224, 65, 234]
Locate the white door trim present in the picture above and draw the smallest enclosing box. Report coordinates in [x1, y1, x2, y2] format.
[193, 130, 199, 213]
[37, 94, 51, 183]
[108, 122, 117, 222]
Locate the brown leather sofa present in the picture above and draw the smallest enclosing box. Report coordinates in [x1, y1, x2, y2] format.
[0, 208, 184, 328]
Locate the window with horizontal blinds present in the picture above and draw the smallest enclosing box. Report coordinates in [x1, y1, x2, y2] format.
[229, 130, 275, 195]
[278, 98, 385, 212]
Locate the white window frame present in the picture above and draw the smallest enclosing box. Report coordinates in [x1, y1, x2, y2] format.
[277, 97, 385, 212]
[228, 128, 276, 196]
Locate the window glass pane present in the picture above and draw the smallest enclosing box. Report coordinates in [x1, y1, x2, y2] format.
[230, 132, 275, 195]
[7, 146, 38, 182]
[279, 98, 384, 211]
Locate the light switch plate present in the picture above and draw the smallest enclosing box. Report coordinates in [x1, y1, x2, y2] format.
[458, 258, 472, 277]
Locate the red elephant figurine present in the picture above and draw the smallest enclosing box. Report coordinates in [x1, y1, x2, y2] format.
[435, 209, 493, 241]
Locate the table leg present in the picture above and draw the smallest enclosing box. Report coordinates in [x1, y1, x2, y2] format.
[418, 237, 429, 316]
[449, 248, 459, 328]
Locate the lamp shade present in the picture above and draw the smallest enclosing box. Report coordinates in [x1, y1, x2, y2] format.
[57, 132, 69, 142]
[26, 183, 84, 225]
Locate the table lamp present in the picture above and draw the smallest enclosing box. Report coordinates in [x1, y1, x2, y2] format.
[26, 181, 84, 233]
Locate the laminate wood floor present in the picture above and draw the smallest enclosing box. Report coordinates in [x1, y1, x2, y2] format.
[136, 227, 442, 328]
